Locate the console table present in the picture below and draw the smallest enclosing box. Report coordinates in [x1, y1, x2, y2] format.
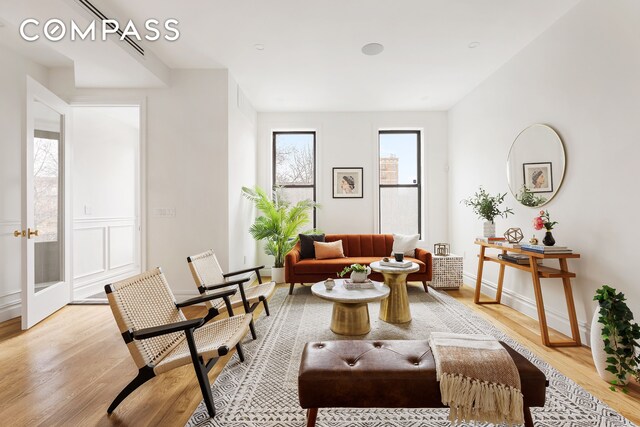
[474, 241, 581, 347]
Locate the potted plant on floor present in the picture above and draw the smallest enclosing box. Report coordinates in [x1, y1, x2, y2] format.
[242, 186, 318, 284]
[591, 285, 640, 392]
[461, 186, 514, 237]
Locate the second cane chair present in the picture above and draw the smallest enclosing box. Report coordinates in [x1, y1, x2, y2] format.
[187, 250, 276, 340]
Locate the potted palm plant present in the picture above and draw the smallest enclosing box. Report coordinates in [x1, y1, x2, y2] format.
[242, 186, 318, 284]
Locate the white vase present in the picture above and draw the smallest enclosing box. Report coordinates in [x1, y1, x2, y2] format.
[350, 267, 371, 283]
[483, 221, 496, 238]
[590, 308, 627, 384]
[271, 267, 285, 284]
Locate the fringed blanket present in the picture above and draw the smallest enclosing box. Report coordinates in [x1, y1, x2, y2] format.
[429, 332, 524, 426]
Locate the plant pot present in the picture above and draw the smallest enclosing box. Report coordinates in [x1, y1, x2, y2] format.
[543, 231, 555, 246]
[271, 267, 285, 284]
[590, 309, 628, 385]
[350, 267, 371, 283]
[483, 221, 496, 238]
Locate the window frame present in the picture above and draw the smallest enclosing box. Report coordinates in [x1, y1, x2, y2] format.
[378, 130, 422, 237]
[272, 130, 317, 227]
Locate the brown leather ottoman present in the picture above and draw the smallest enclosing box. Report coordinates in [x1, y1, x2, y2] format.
[298, 340, 547, 427]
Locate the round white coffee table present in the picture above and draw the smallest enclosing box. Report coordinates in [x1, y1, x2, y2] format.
[369, 260, 420, 324]
[311, 279, 389, 335]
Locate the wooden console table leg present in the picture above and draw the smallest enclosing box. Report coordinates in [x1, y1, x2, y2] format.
[495, 249, 507, 303]
[530, 261, 551, 346]
[474, 246, 486, 303]
[559, 258, 582, 346]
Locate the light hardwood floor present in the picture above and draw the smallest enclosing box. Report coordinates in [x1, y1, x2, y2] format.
[0, 283, 638, 426]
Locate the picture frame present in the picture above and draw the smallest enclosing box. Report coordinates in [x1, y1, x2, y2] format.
[332, 167, 363, 198]
[523, 162, 553, 193]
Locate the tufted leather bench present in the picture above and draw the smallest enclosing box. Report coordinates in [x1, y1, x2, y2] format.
[298, 340, 547, 427]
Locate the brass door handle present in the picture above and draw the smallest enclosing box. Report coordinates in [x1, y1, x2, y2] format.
[27, 228, 39, 238]
[14, 230, 26, 238]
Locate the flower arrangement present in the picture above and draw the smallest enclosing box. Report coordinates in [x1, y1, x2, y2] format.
[461, 186, 513, 223]
[533, 210, 558, 231]
[338, 264, 368, 277]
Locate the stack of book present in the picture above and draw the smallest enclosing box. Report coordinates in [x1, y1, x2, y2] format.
[498, 253, 540, 265]
[475, 237, 506, 244]
[379, 259, 412, 268]
[343, 279, 375, 290]
[492, 241, 522, 249]
[520, 244, 572, 254]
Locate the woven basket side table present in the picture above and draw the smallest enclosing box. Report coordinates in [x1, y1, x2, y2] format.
[427, 254, 463, 290]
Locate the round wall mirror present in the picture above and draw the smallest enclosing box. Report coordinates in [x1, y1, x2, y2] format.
[507, 124, 565, 207]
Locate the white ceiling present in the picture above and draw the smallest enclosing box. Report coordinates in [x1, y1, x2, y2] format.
[3, 0, 581, 111]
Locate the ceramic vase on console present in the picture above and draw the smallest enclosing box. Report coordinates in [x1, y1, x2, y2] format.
[590, 308, 626, 384]
[543, 231, 555, 246]
[350, 266, 371, 283]
[483, 221, 496, 238]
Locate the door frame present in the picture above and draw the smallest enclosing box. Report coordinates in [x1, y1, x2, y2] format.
[68, 98, 147, 297]
[22, 77, 72, 329]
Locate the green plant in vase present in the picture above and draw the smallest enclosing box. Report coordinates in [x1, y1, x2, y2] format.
[532, 210, 558, 246]
[461, 186, 513, 237]
[518, 185, 547, 207]
[338, 263, 371, 283]
[242, 185, 319, 283]
[593, 285, 640, 393]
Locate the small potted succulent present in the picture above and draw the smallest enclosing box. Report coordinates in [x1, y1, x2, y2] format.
[338, 264, 371, 283]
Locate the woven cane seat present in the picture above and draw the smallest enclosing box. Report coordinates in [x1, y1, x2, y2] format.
[154, 313, 252, 374]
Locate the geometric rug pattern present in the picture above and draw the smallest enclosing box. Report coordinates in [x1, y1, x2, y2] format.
[187, 286, 636, 426]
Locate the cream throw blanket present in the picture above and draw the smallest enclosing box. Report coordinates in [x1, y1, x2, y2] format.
[429, 332, 524, 426]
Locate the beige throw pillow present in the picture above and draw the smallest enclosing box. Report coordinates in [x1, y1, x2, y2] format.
[314, 240, 345, 260]
[391, 233, 420, 257]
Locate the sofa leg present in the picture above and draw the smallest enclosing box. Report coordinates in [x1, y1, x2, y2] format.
[306, 408, 318, 427]
[289, 283, 295, 295]
[422, 281, 429, 293]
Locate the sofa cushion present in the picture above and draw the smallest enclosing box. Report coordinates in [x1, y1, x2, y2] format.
[299, 234, 325, 259]
[293, 257, 426, 275]
[391, 233, 420, 257]
[314, 240, 345, 260]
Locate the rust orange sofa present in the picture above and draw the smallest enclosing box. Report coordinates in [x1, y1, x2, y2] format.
[285, 234, 432, 295]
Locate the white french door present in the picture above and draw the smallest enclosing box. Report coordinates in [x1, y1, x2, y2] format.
[20, 77, 72, 329]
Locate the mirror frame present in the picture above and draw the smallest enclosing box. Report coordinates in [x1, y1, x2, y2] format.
[507, 124, 566, 208]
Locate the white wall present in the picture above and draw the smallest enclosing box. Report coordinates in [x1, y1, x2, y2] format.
[257, 111, 449, 268]
[49, 68, 232, 298]
[227, 77, 258, 272]
[449, 0, 640, 344]
[0, 44, 49, 321]
[72, 106, 141, 298]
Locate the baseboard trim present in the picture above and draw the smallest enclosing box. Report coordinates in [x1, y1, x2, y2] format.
[0, 300, 21, 323]
[463, 271, 590, 346]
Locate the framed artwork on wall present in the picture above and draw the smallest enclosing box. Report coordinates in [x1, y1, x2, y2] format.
[332, 167, 363, 198]
[523, 162, 553, 193]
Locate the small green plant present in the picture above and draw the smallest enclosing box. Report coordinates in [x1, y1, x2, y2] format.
[338, 264, 368, 277]
[518, 186, 547, 207]
[461, 186, 514, 223]
[593, 285, 640, 393]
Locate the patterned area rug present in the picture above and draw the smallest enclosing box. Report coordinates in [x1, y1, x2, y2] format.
[187, 285, 635, 426]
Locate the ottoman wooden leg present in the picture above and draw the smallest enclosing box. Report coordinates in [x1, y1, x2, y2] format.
[524, 407, 534, 427]
[306, 408, 318, 427]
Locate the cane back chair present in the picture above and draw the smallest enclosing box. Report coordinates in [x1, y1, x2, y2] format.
[105, 267, 252, 418]
[187, 250, 276, 340]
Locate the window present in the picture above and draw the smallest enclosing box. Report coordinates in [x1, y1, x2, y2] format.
[379, 130, 421, 236]
[273, 131, 316, 226]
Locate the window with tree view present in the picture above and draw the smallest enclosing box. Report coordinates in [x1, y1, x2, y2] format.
[273, 131, 316, 226]
[379, 130, 421, 236]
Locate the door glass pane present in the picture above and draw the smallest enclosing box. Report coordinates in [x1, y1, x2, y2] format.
[274, 133, 315, 185]
[33, 101, 63, 291]
[380, 187, 419, 235]
[379, 133, 418, 185]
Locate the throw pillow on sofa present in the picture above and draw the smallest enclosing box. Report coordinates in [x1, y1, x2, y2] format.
[299, 234, 325, 259]
[391, 233, 420, 257]
[314, 240, 345, 260]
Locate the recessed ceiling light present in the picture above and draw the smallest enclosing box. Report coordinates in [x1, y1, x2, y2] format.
[254, 44, 265, 51]
[468, 41, 480, 49]
[361, 43, 384, 56]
